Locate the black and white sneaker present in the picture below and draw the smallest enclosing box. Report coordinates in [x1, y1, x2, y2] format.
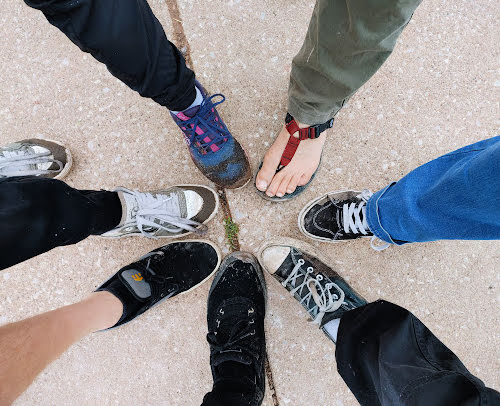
[206, 252, 267, 405]
[298, 189, 389, 250]
[258, 238, 366, 339]
[96, 240, 221, 329]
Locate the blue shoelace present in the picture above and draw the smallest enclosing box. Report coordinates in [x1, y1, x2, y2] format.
[180, 94, 231, 154]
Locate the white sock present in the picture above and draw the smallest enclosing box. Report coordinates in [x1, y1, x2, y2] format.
[323, 318, 341, 343]
[170, 87, 203, 114]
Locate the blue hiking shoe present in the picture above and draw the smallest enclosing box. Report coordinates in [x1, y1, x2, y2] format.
[170, 81, 251, 189]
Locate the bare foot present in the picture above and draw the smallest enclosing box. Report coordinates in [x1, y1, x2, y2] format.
[256, 122, 327, 197]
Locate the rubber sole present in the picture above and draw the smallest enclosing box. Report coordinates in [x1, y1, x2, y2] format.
[44, 138, 73, 180]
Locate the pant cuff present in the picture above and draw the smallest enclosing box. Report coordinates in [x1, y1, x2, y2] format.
[287, 98, 337, 126]
[366, 183, 401, 246]
[88, 191, 122, 235]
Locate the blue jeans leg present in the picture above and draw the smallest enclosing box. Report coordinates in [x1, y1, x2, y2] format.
[366, 136, 500, 245]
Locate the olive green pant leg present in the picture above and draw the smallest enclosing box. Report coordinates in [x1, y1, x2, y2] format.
[288, 0, 422, 125]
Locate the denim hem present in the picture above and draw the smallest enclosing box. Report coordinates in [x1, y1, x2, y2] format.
[366, 183, 402, 246]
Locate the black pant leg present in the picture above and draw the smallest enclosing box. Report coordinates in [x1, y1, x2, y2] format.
[336, 300, 500, 406]
[24, 0, 196, 110]
[0, 177, 121, 270]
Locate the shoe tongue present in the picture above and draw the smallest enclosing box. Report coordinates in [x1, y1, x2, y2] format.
[217, 361, 254, 379]
[119, 268, 151, 300]
[213, 299, 255, 366]
[178, 105, 200, 119]
[214, 352, 252, 367]
[122, 190, 186, 226]
[121, 192, 139, 224]
[0, 147, 43, 176]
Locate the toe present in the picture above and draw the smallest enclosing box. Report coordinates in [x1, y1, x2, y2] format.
[298, 173, 313, 186]
[286, 173, 302, 194]
[256, 126, 289, 191]
[266, 170, 285, 197]
[275, 174, 292, 198]
[256, 151, 281, 191]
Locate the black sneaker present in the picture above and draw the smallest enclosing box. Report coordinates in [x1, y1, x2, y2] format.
[206, 252, 267, 405]
[298, 189, 376, 242]
[258, 238, 366, 341]
[96, 240, 221, 328]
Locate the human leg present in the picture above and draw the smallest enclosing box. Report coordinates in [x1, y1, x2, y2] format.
[0, 176, 219, 270]
[201, 252, 267, 406]
[0, 291, 122, 404]
[297, 136, 500, 248]
[23, 0, 251, 188]
[0, 176, 121, 270]
[0, 240, 221, 403]
[366, 135, 500, 244]
[256, 0, 422, 199]
[258, 238, 500, 405]
[336, 301, 500, 405]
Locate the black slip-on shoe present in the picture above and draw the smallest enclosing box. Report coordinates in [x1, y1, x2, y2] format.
[206, 252, 267, 405]
[96, 239, 221, 329]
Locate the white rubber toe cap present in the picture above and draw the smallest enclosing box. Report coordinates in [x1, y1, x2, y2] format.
[184, 190, 204, 218]
[260, 246, 290, 274]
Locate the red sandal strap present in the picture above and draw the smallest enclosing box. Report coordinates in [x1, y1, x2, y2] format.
[279, 114, 334, 168]
[280, 134, 301, 167]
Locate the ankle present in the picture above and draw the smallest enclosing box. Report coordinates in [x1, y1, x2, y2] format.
[170, 87, 203, 114]
[80, 292, 123, 332]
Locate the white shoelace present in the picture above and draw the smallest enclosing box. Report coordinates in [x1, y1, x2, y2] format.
[282, 259, 345, 325]
[0, 149, 62, 177]
[342, 189, 372, 235]
[342, 189, 390, 251]
[122, 189, 204, 238]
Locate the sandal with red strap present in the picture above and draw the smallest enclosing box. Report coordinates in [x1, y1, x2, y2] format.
[256, 113, 334, 202]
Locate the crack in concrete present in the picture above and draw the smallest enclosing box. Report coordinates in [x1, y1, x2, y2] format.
[164, 1, 280, 404]
[165, 0, 193, 68]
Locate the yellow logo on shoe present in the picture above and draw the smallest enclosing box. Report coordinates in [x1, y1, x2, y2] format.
[131, 273, 143, 282]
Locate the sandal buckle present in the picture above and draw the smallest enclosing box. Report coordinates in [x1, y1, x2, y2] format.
[309, 125, 321, 139]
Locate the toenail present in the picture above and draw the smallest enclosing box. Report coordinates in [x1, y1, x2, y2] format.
[276, 192, 284, 197]
[287, 189, 293, 194]
[257, 180, 268, 190]
[266, 191, 274, 197]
